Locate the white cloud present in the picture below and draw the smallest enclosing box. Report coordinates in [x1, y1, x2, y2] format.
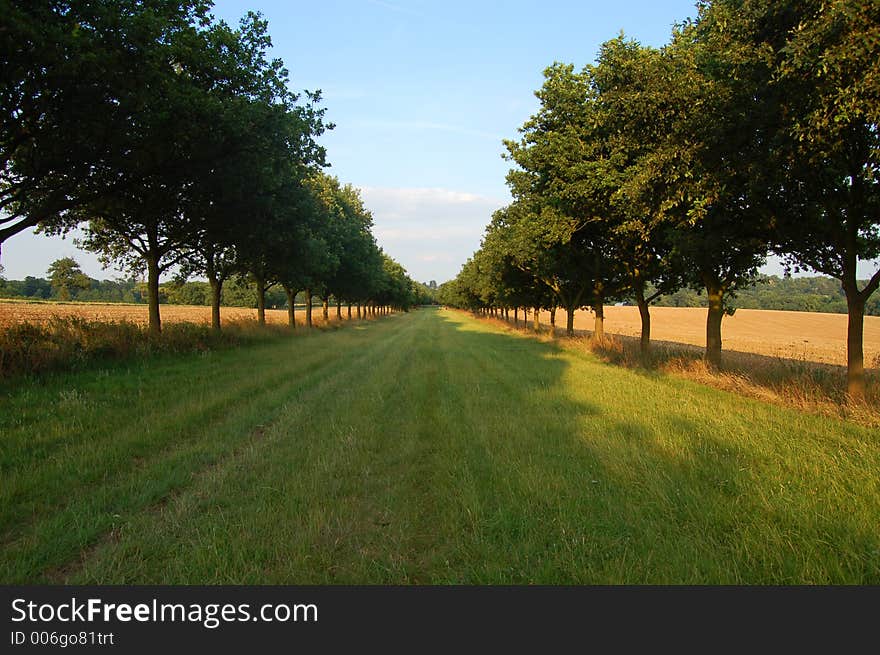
[416, 253, 454, 263]
[0, 187, 505, 286]
[359, 186, 506, 282]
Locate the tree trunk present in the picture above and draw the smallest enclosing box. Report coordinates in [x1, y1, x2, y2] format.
[705, 281, 724, 368]
[336, 298, 342, 320]
[592, 285, 605, 342]
[322, 296, 329, 321]
[146, 254, 161, 336]
[513, 307, 518, 326]
[549, 306, 556, 337]
[208, 276, 222, 332]
[347, 303, 352, 320]
[357, 303, 362, 319]
[305, 289, 313, 328]
[634, 284, 651, 355]
[566, 306, 575, 336]
[533, 306, 540, 331]
[256, 281, 266, 326]
[845, 289, 866, 400]
[284, 286, 296, 328]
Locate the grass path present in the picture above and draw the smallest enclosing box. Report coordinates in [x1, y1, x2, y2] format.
[1, 308, 878, 583]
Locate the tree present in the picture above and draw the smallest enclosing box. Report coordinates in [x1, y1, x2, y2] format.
[0, 1, 213, 262]
[65, 11, 327, 334]
[690, 0, 879, 397]
[635, 22, 775, 366]
[590, 36, 688, 353]
[317, 178, 380, 317]
[503, 64, 628, 338]
[269, 177, 331, 328]
[374, 253, 417, 312]
[46, 257, 89, 300]
[180, 12, 330, 331]
[754, 0, 878, 398]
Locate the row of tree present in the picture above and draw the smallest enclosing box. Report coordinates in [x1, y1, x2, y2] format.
[441, 0, 880, 399]
[0, 256, 436, 310]
[2, 1, 421, 333]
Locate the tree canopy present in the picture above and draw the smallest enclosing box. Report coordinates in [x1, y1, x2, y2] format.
[445, 0, 880, 399]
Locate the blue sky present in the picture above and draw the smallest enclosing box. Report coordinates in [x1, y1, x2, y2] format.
[5, 0, 872, 284]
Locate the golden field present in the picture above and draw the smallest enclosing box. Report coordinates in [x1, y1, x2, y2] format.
[1, 300, 878, 369]
[0, 300, 337, 329]
[535, 306, 880, 369]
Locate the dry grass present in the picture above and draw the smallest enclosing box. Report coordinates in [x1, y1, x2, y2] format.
[478, 310, 880, 428]
[0, 301, 374, 378]
[0, 299, 338, 329]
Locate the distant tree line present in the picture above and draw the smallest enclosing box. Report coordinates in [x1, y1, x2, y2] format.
[441, 0, 880, 400]
[2, 1, 421, 335]
[650, 276, 880, 316]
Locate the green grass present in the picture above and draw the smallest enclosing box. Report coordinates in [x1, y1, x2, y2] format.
[1, 308, 878, 583]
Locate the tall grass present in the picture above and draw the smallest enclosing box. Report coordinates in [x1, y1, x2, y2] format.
[0, 316, 313, 378]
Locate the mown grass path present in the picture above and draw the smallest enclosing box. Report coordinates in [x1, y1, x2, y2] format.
[1, 308, 878, 583]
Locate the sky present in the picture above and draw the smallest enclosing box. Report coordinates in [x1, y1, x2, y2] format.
[3, 0, 875, 284]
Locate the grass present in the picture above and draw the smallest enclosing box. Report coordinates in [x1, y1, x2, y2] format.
[1, 308, 878, 583]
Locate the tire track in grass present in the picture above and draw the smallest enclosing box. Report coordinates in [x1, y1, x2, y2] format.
[59, 313, 419, 583]
[0, 342, 344, 539]
[1, 317, 411, 582]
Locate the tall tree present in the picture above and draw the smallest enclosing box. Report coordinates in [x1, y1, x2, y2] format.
[729, 0, 879, 398]
[690, 0, 879, 396]
[46, 257, 89, 300]
[67, 11, 327, 334]
[642, 23, 774, 366]
[590, 36, 687, 353]
[0, 0, 212, 262]
[504, 64, 627, 338]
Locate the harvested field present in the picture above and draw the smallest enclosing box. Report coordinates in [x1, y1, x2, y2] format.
[535, 306, 880, 369]
[0, 300, 341, 329]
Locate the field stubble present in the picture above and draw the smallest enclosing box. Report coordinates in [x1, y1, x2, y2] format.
[540, 306, 880, 368]
[0, 299, 309, 328]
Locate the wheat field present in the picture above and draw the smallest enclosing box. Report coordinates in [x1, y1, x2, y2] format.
[528, 306, 880, 368]
[0, 300, 334, 329]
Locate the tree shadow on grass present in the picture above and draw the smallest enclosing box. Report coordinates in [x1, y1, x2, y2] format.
[481, 312, 878, 425]
[420, 310, 880, 584]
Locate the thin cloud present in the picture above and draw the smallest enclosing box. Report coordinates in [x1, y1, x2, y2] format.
[359, 186, 505, 282]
